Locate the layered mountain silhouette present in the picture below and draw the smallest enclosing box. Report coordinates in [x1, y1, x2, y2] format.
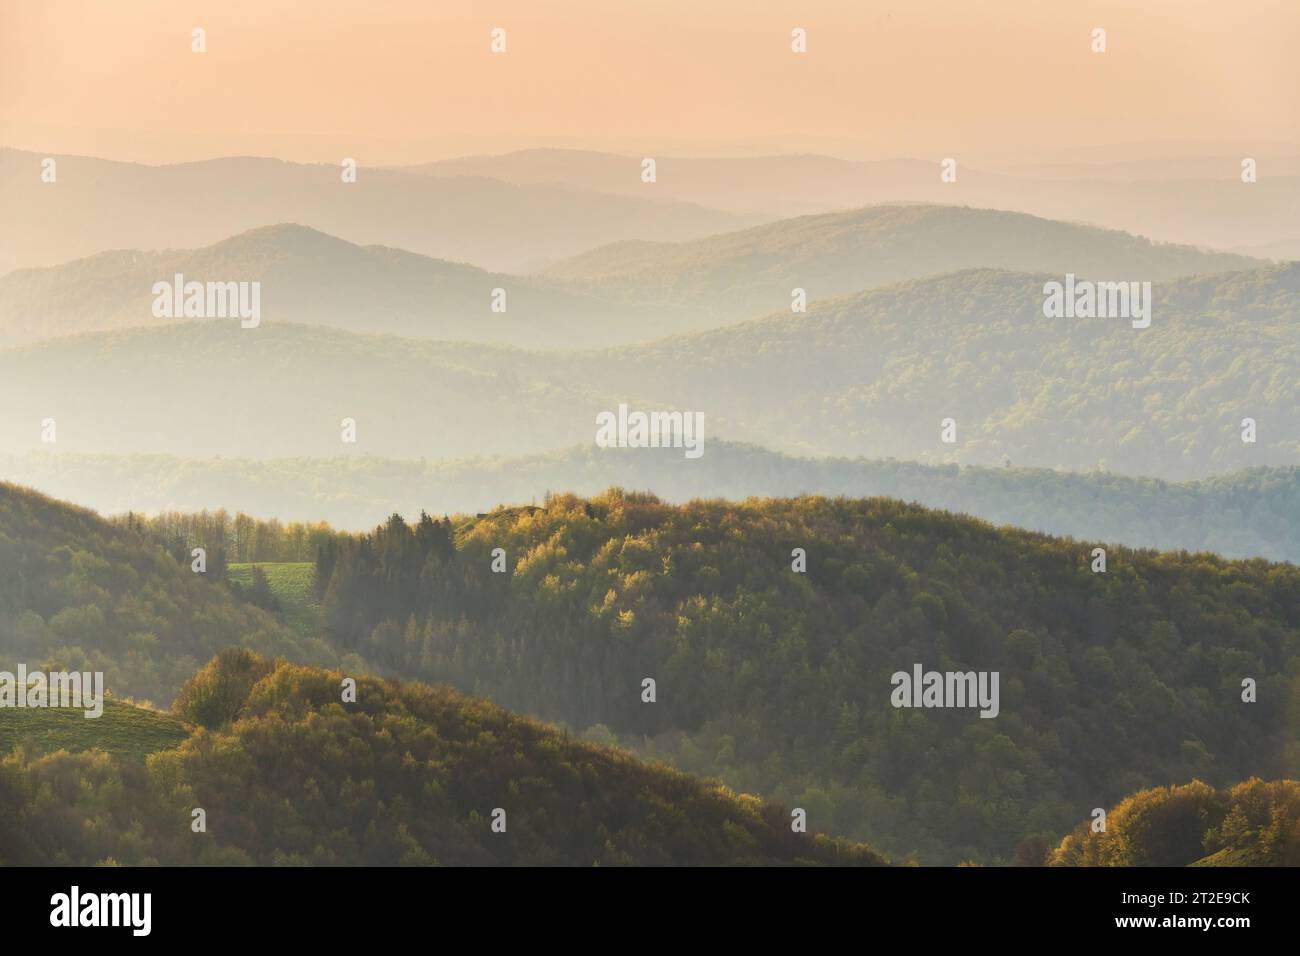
[0, 224, 679, 349]
[401, 147, 1300, 252]
[3, 265, 1294, 479]
[0, 148, 758, 275]
[406, 149, 970, 217]
[539, 204, 1258, 322]
[2, 205, 1257, 349]
[6, 147, 1296, 283]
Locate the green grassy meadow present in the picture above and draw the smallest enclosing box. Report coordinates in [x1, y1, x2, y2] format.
[228, 561, 319, 636]
[0, 699, 191, 760]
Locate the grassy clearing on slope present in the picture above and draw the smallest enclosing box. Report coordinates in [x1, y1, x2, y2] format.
[228, 562, 319, 636]
[0, 699, 190, 759]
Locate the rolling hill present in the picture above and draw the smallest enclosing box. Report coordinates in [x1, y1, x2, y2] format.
[1050, 778, 1300, 867]
[0, 320, 600, 460]
[0, 148, 758, 275]
[4, 447, 1299, 562]
[0, 698, 190, 760]
[305, 490, 1300, 863]
[404, 149, 949, 216]
[0, 650, 885, 866]
[539, 204, 1259, 322]
[4, 206, 1255, 349]
[2, 264, 1293, 479]
[5, 481, 1298, 863]
[0, 482, 339, 704]
[0, 224, 694, 349]
[564, 264, 1300, 479]
[402, 147, 1300, 253]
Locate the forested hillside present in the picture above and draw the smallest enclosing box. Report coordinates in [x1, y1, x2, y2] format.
[568, 265, 1300, 478]
[4, 482, 1297, 865]
[3, 265, 1293, 477]
[4, 205, 1259, 351]
[0, 483, 339, 703]
[1049, 778, 1300, 867]
[310, 490, 1300, 863]
[540, 204, 1258, 320]
[7, 448, 1299, 561]
[0, 651, 884, 866]
[0, 321, 588, 460]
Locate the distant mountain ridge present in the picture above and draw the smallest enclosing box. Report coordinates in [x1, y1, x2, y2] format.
[0, 223, 685, 349]
[400, 146, 1300, 252]
[1, 205, 1260, 349]
[538, 204, 1259, 323]
[405, 149, 955, 217]
[0, 148, 759, 275]
[561, 264, 1300, 478]
[1, 264, 1295, 479]
[4, 446, 1299, 562]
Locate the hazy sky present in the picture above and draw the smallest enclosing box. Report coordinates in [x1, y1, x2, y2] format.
[2, 0, 1297, 164]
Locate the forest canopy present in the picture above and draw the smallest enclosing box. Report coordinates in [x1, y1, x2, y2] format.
[0, 651, 885, 867]
[309, 489, 1300, 863]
